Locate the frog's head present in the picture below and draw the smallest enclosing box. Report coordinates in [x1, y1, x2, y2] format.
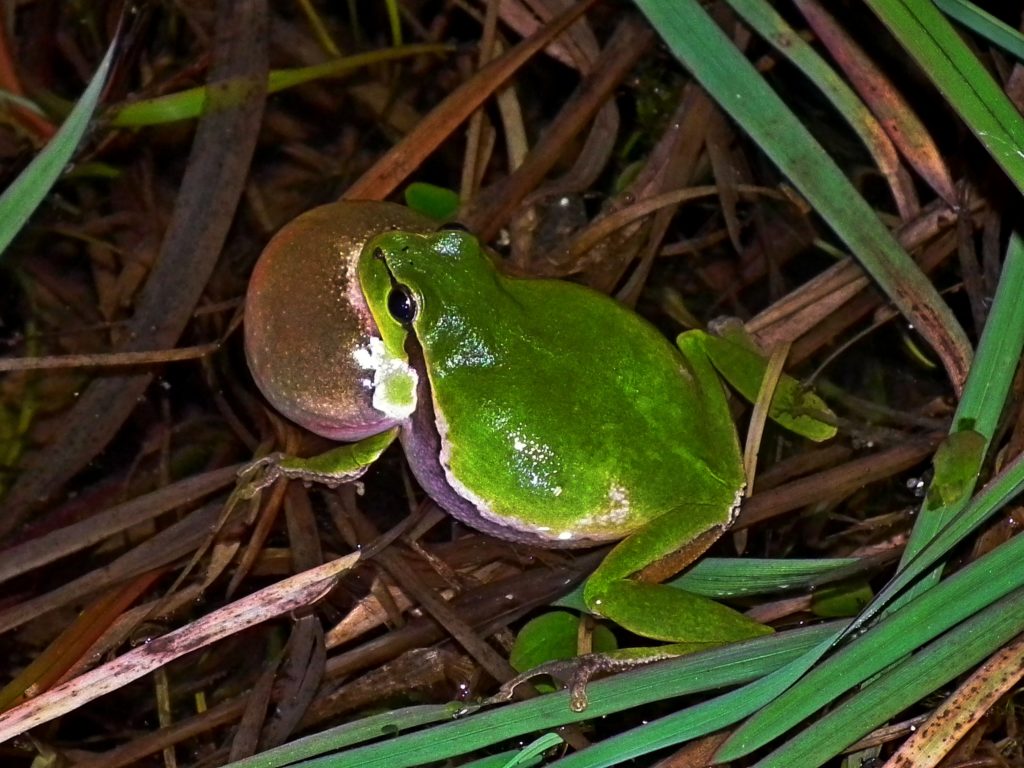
[244, 201, 434, 440]
[360, 228, 501, 346]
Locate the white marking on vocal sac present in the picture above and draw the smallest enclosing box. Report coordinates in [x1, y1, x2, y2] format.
[352, 336, 417, 419]
[727, 485, 744, 526]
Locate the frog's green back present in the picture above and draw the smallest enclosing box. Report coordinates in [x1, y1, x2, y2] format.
[383, 231, 743, 543]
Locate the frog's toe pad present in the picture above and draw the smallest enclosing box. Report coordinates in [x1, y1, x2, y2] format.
[494, 653, 673, 712]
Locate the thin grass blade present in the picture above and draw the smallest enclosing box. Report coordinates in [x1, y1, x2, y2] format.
[633, 0, 972, 393]
[0, 39, 116, 258]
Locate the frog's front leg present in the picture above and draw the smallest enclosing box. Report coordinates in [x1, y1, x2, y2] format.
[581, 505, 771, 647]
[237, 427, 400, 497]
[678, 328, 837, 442]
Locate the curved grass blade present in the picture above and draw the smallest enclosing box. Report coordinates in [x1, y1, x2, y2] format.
[750, 588, 1024, 767]
[718, 504, 1024, 759]
[634, 0, 972, 394]
[0, 38, 116, 258]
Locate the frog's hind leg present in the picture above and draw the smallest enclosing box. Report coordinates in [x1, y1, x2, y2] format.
[582, 506, 771, 645]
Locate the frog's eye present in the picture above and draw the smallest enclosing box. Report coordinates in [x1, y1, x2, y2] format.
[387, 286, 417, 324]
[438, 220, 469, 232]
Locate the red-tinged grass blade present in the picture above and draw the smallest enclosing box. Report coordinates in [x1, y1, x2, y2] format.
[724, 0, 923, 218]
[792, 0, 956, 206]
[0, 554, 359, 742]
[865, 0, 1024, 195]
[633, 0, 972, 395]
[342, 0, 599, 201]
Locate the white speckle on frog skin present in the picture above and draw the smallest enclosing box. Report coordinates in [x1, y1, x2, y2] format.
[505, 421, 561, 496]
[578, 483, 632, 529]
[608, 483, 630, 515]
[435, 405, 569, 542]
[352, 336, 417, 419]
[433, 232, 465, 257]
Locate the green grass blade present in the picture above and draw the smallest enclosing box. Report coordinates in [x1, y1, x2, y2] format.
[545, 630, 846, 768]
[108, 44, 448, 127]
[718, 508, 1024, 759]
[885, 234, 1024, 604]
[752, 588, 1024, 767]
[634, 0, 971, 391]
[556, 557, 864, 611]
[847, 236, 1024, 631]
[0, 40, 116, 259]
[866, 0, 1024, 193]
[935, 0, 1024, 61]
[223, 705, 461, 768]
[236, 624, 837, 768]
[459, 751, 545, 768]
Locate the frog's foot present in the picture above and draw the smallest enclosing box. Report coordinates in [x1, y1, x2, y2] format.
[235, 453, 288, 499]
[490, 650, 681, 713]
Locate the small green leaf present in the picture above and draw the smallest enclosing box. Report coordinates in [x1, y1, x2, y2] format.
[404, 182, 460, 221]
[810, 581, 873, 618]
[509, 612, 617, 674]
[926, 430, 986, 508]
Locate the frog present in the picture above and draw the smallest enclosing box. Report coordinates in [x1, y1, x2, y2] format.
[244, 200, 836, 668]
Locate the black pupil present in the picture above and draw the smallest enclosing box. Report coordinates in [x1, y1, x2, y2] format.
[387, 287, 416, 323]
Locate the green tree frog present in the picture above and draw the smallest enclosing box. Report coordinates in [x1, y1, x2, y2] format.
[244, 201, 835, 653]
